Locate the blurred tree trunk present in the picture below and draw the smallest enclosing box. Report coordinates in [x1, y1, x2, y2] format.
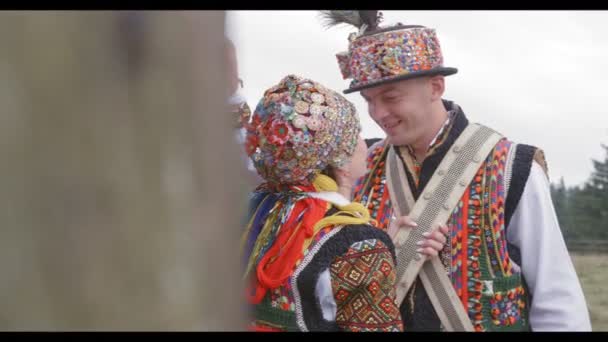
[0, 11, 246, 330]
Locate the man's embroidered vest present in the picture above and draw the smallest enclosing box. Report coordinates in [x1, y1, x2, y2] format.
[354, 138, 531, 332]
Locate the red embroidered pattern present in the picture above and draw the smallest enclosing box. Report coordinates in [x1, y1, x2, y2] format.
[490, 286, 526, 326]
[449, 139, 518, 331]
[353, 144, 392, 230]
[487, 140, 513, 276]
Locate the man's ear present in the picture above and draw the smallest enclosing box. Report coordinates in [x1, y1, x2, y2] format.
[429, 75, 445, 101]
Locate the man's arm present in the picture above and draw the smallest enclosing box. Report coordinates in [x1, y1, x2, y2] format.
[506, 162, 592, 331]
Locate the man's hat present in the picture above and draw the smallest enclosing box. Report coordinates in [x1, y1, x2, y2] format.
[321, 11, 458, 94]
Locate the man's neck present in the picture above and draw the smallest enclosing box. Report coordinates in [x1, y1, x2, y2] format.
[410, 104, 449, 162]
[337, 183, 353, 200]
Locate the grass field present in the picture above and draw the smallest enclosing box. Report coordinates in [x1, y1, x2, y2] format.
[572, 253, 608, 331]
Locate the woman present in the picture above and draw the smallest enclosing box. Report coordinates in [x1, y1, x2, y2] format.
[241, 75, 446, 331]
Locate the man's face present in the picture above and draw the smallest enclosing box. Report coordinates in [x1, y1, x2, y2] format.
[360, 77, 435, 147]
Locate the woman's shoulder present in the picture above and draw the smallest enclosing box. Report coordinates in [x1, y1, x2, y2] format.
[337, 223, 392, 240]
[329, 223, 396, 260]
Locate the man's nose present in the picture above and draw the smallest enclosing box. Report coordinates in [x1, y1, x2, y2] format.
[370, 103, 389, 122]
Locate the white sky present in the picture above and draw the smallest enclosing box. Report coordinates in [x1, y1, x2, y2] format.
[227, 10, 608, 187]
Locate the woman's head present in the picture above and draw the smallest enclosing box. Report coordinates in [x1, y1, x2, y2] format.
[330, 136, 367, 189]
[245, 75, 362, 187]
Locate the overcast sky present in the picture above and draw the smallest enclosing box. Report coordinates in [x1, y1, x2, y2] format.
[227, 10, 608, 187]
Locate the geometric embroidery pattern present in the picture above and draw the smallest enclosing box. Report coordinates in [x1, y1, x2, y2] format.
[490, 286, 526, 327]
[353, 144, 392, 230]
[330, 239, 403, 332]
[447, 138, 526, 331]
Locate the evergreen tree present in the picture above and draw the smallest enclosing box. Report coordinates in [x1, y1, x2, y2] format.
[587, 143, 608, 234]
[550, 141, 608, 242]
[551, 177, 571, 238]
[589, 144, 608, 192]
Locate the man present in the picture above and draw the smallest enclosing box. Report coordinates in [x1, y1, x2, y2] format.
[323, 10, 591, 331]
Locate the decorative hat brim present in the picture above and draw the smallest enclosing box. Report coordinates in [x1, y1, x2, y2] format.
[343, 67, 458, 94]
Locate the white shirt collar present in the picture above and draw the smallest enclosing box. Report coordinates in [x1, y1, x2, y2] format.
[305, 191, 350, 207]
[428, 109, 456, 148]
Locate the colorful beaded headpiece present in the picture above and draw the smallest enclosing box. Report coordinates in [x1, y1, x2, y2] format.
[245, 75, 361, 186]
[321, 10, 458, 94]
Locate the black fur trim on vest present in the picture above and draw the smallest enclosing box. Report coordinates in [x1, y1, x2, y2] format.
[504, 144, 537, 267]
[417, 101, 469, 197]
[297, 224, 396, 331]
[400, 276, 442, 331]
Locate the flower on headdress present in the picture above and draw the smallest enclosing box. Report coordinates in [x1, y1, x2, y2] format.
[254, 101, 269, 119]
[264, 93, 280, 107]
[263, 153, 275, 166]
[290, 168, 307, 182]
[311, 93, 325, 104]
[261, 117, 274, 138]
[309, 104, 326, 117]
[301, 132, 312, 144]
[292, 131, 304, 144]
[292, 114, 307, 130]
[281, 148, 295, 161]
[280, 103, 294, 117]
[298, 155, 316, 169]
[272, 143, 285, 160]
[325, 94, 336, 107]
[314, 130, 331, 146]
[246, 113, 262, 133]
[267, 120, 292, 145]
[245, 134, 259, 156]
[324, 107, 338, 120]
[306, 116, 322, 131]
[300, 82, 313, 90]
[286, 158, 297, 169]
[294, 101, 309, 114]
[302, 90, 313, 102]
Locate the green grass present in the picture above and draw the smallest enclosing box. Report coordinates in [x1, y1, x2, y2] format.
[571, 253, 608, 331]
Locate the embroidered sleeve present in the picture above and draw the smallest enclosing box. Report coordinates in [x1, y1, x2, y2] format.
[329, 239, 404, 332]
